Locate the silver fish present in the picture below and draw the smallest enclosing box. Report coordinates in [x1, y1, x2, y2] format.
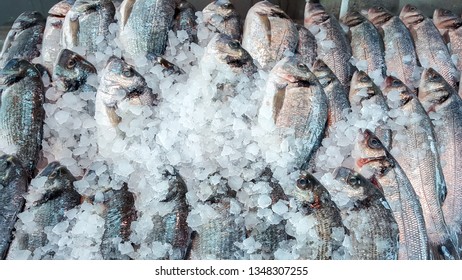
[172, 0, 197, 43]
[202, 0, 242, 41]
[53, 48, 97, 92]
[295, 24, 317, 68]
[433, 9, 462, 72]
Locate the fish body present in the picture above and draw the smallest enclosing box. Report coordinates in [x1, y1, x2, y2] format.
[356, 129, 429, 260]
[433, 9, 462, 72]
[334, 166, 398, 260]
[0, 155, 28, 259]
[53, 48, 97, 92]
[0, 59, 45, 177]
[202, 0, 242, 41]
[295, 24, 317, 68]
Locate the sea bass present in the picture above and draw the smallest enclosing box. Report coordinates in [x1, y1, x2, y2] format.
[295, 24, 317, 68]
[202, 0, 242, 41]
[53, 48, 97, 92]
[433, 9, 462, 72]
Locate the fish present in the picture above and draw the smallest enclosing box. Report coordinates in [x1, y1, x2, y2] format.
[367, 6, 420, 91]
[304, 0, 353, 91]
[356, 129, 429, 260]
[61, 0, 116, 52]
[295, 24, 317, 68]
[119, 0, 180, 57]
[0, 11, 46, 67]
[433, 9, 462, 72]
[418, 68, 462, 250]
[202, 0, 242, 41]
[148, 169, 191, 260]
[41, 1, 74, 72]
[311, 59, 351, 130]
[0, 59, 45, 177]
[400, 4, 459, 91]
[262, 56, 327, 169]
[0, 155, 28, 259]
[242, 0, 298, 69]
[53, 49, 97, 92]
[342, 11, 386, 82]
[349, 70, 391, 150]
[7, 162, 81, 259]
[172, 0, 197, 43]
[293, 171, 345, 260]
[382, 76, 459, 260]
[100, 184, 137, 260]
[334, 166, 399, 260]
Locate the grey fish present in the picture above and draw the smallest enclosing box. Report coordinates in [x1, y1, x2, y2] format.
[400, 4, 459, 91]
[367, 6, 420, 91]
[383, 76, 458, 260]
[304, 0, 353, 91]
[293, 171, 345, 260]
[0, 155, 28, 259]
[100, 184, 137, 260]
[172, 0, 197, 43]
[311, 59, 351, 130]
[242, 0, 298, 69]
[356, 129, 429, 260]
[202, 0, 242, 41]
[148, 170, 191, 260]
[53, 48, 97, 92]
[349, 70, 391, 150]
[62, 0, 115, 52]
[119, 0, 180, 57]
[0, 11, 45, 67]
[41, 1, 73, 72]
[342, 11, 386, 82]
[0, 59, 45, 177]
[419, 68, 462, 250]
[263, 56, 327, 168]
[8, 162, 81, 259]
[433, 9, 462, 72]
[295, 24, 317, 68]
[334, 166, 399, 260]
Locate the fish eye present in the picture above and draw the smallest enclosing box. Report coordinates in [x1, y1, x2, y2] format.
[368, 136, 381, 149]
[409, 6, 416, 12]
[443, 10, 451, 16]
[360, 76, 369, 83]
[123, 68, 133, 77]
[222, 3, 233, 9]
[376, 7, 384, 11]
[391, 79, 402, 87]
[49, 169, 59, 179]
[228, 40, 240, 50]
[0, 158, 11, 172]
[297, 178, 308, 188]
[67, 58, 76, 69]
[347, 175, 359, 186]
[297, 63, 308, 71]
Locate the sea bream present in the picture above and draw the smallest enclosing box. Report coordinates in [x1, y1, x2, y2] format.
[0, 155, 28, 259]
[433, 9, 462, 72]
[53, 48, 97, 92]
[61, 0, 115, 53]
[355, 129, 429, 260]
[334, 166, 398, 260]
[0, 59, 45, 178]
[202, 0, 242, 41]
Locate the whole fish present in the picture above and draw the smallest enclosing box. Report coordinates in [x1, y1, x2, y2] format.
[433, 9, 462, 72]
[418, 68, 462, 249]
[62, 0, 115, 52]
[342, 11, 386, 83]
[242, 0, 298, 69]
[295, 24, 317, 68]
[172, 0, 197, 43]
[8, 162, 81, 259]
[0, 155, 28, 259]
[293, 171, 345, 260]
[261, 56, 327, 168]
[349, 70, 391, 150]
[0, 59, 45, 177]
[304, 0, 353, 91]
[41, 1, 74, 72]
[356, 129, 429, 260]
[383, 76, 458, 260]
[334, 166, 398, 260]
[0, 11, 45, 67]
[100, 184, 137, 260]
[119, 0, 180, 57]
[400, 4, 459, 91]
[367, 6, 420, 91]
[202, 0, 242, 41]
[311, 59, 351, 130]
[53, 48, 97, 92]
[148, 170, 191, 260]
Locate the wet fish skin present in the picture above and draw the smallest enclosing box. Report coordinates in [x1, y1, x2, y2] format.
[356, 129, 430, 260]
[400, 4, 459, 91]
[0, 11, 45, 67]
[334, 166, 399, 260]
[202, 0, 242, 41]
[433, 9, 462, 72]
[62, 0, 115, 52]
[172, 0, 197, 43]
[367, 6, 420, 91]
[0, 59, 45, 178]
[293, 171, 345, 260]
[53, 48, 97, 92]
[0, 155, 28, 260]
[295, 24, 317, 68]
[242, 0, 298, 69]
[418, 68, 462, 249]
[100, 184, 137, 260]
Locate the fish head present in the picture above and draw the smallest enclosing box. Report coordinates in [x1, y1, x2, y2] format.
[294, 170, 332, 212]
[203, 0, 237, 20]
[304, 0, 329, 26]
[311, 59, 336, 88]
[367, 6, 393, 26]
[38, 161, 76, 193]
[53, 49, 97, 92]
[252, 0, 290, 19]
[0, 59, 41, 86]
[11, 11, 45, 31]
[0, 154, 26, 183]
[349, 70, 376, 106]
[399, 4, 425, 27]
[333, 167, 373, 200]
[418, 68, 452, 112]
[271, 56, 317, 86]
[48, 0, 73, 17]
[356, 129, 394, 177]
[342, 11, 367, 27]
[433, 9, 462, 30]
[383, 76, 414, 107]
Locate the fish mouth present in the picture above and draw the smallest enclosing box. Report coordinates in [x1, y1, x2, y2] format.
[356, 157, 386, 168]
[225, 56, 248, 68]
